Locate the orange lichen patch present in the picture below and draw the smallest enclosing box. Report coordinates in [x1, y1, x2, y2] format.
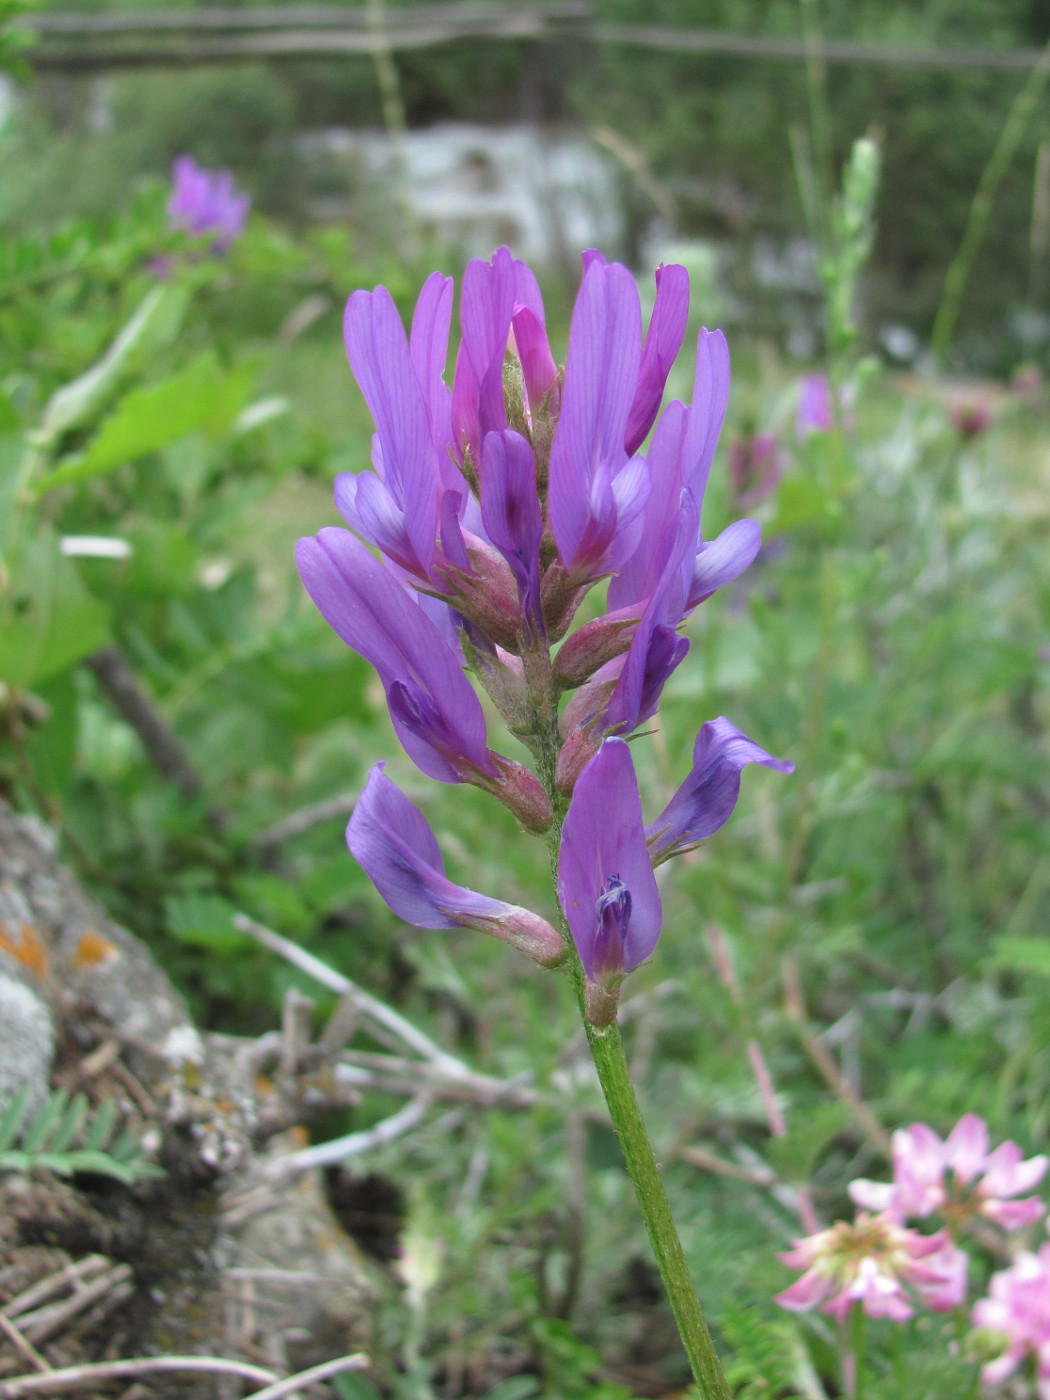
[73, 929, 119, 967]
[0, 921, 50, 981]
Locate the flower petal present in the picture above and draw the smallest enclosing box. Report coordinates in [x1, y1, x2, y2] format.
[558, 738, 662, 982]
[687, 518, 762, 609]
[348, 765, 563, 968]
[945, 1113, 989, 1185]
[480, 430, 544, 634]
[296, 528, 492, 783]
[981, 1141, 1049, 1199]
[646, 717, 794, 864]
[344, 287, 438, 574]
[549, 259, 642, 573]
[624, 262, 689, 455]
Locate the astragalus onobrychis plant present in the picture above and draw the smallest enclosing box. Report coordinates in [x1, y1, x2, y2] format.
[296, 246, 794, 1396]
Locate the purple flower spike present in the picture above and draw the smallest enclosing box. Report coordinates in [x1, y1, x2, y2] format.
[646, 718, 795, 865]
[480, 430, 544, 637]
[349, 764, 565, 966]
[296, 528, 493, 785]
[559, 739, 662, 1003]
[549, 257, 649, 582]
[624, 263, 689, 455]
[168, 155, 250, 250]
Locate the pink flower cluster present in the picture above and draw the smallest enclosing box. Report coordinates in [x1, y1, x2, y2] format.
[851, 1113, 1047, 1232]
[776, 1213, 964, 1321]
[776, 1114, 1047, 1325]
[974, 1241, 1050, 1396]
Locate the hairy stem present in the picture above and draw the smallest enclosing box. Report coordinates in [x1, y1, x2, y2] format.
[542, 780, 730, 1397]
[582, 1016, 732, 1398]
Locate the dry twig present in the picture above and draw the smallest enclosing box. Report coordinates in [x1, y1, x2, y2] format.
[0, 1316, 49, 1375]
[244, 1352, 368, 1399]
[233, 912, 471, 1077]
[0, 1354, 278, 1397]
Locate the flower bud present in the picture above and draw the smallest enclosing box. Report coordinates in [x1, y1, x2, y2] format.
[490, 756, 555, 832]
[553, 613, 638, 690]
[489, 905, 567, 968]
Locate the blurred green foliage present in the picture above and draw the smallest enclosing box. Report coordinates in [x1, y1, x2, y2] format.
[5, 1, 1050, 361]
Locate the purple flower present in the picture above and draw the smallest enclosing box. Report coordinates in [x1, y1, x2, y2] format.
[624, 260, 690, 455]
[451, 248, 553, 473]
[646, 718, 795, 865]
[328, 249, 757, 663]
[168, 155, 250, 250]
[479, 430, 544, 639]
[548, 256, 649, 583]
[558, 740, 661, 1003]
[608, 329, 761, 625]
[349, 764, 565, 966]
[796, 373, 834, 436]
[728, 430, 784, 506]
[948, 396, 993, 439]
[296, 528, 552, 829]
[338, 279, 454, 584]
[295, 527, 494, 786]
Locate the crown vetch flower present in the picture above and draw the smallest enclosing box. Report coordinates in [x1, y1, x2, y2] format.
[349, 764, 565, 967]
[972, 1242, 1050, 1395]
[850, 1113, 1048, 1231]
[776, 1213, 966, 1322]
[168, 155, 250, 249]
[558, 739, 661, 1020]
[646, 718, 795, 865]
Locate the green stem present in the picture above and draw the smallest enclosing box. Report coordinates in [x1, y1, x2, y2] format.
[531, 640, 729, 1397]
[584, 1017, 732, 1399]
[850, 1302, 865, 1400]
[931, 33, 1050, 360]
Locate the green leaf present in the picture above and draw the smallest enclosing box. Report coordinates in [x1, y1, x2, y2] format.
[81, 1097, 117, 1152]
[21, 1088, 69, 1152]
[36, 354, 254, 491]
[36, 284, 188, 446]
[990, 936, 1050, 978]
[0, 1087, 32, 1151]
[49, 1093, 90, 1153]
[333, 1374, 384, 1400]
[0, 530, 110, 687]
[165, 892, 248, 953]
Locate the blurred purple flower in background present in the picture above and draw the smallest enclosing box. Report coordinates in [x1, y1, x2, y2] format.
[948, 396, 992, 439]
[796, 373, 835, 436]
[728, 430, 785, 507]
[168, 154, 250, 250]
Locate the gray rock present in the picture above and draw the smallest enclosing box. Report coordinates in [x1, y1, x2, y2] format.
[0, 973, 54, 1119]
